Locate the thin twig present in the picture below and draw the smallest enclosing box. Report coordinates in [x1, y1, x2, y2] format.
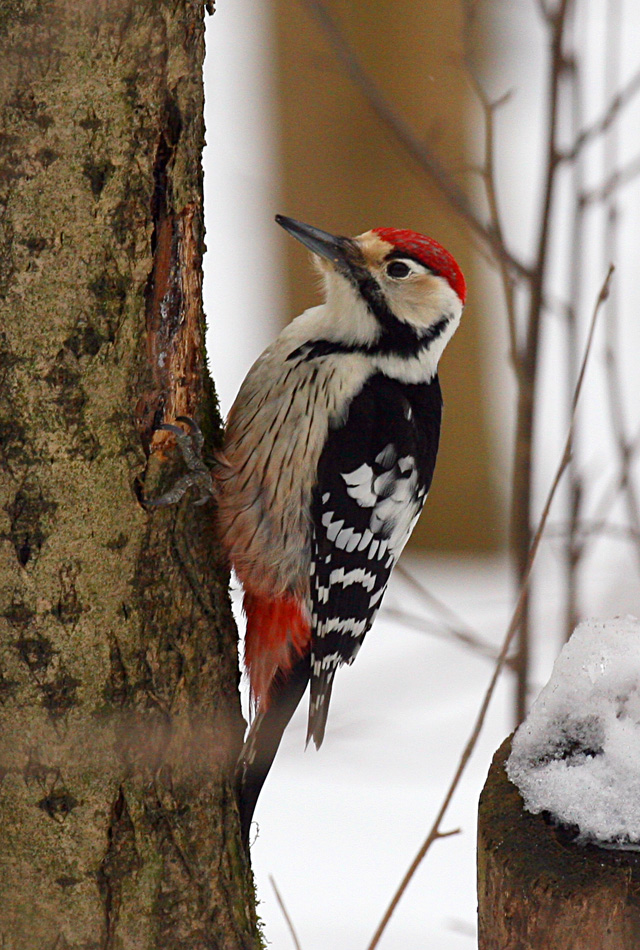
[461, 0, 519, 365]
[301, 0, 532, 285]
[365, 266, 613, 950]
[563, 3, 586, 640]
[581, 422, 640, 564]
[546, 519, 640, 545]
[534, 0, 552, 21]
[569, 267, 614, 415]
[581, 154, 640, 204]
[511, 0, 572, 723]
[392, 561, 510, 664]
[396, 561, 491, 646]
[381, 606, 505, 665]
[599, 0, 640, 576]
[563, 66, 640, 161]
[270, 876, 303, 950]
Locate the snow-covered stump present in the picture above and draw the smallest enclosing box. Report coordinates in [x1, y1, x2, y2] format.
[478, 618, 640, 949]
[478, 737, 640, 949]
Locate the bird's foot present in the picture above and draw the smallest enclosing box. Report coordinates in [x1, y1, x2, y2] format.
[146, 416, 214, 508]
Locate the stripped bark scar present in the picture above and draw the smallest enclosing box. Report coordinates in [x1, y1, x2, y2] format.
[136, 128, 205, 456]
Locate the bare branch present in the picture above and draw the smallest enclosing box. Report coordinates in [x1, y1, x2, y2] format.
[396, 561, 487, 641]
[598, 0, 640, 575]
[511, 0, 573, 722]
[563, 66, 640, 161]
[546, 520, 640, 545]
[581, 422, 640, 569]
[365, 265, 613, 950]
[270, 876, 303, 950]
[392, 561, 510, 664]
[461, 0, 519, 364]
[381, 606, 506, 666]
[569, 266, 614, 415]
[301, 0, 532, 285]
[563, 7, 587, 640]
[534, 0, 553, 23]
[581, 154, 640, 204]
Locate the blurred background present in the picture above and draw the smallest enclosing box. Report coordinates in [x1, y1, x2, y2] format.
[204, 0, 502, 554]
[203, 1, 640, 947]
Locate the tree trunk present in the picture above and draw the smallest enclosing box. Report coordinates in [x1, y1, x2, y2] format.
[0, 2, 260, 947]
[478, 738, 640, 949]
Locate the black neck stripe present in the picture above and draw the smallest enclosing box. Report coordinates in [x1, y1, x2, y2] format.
[355, 273, 428, 350]
[286, 314, 450, 363]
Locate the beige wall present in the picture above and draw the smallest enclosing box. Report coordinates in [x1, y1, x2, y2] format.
[273, 0, 502, 551]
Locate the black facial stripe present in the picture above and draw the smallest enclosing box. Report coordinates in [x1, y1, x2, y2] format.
[355, 271, 452, 356]
[356, 274, 423, 348]
[285, 314, 451, 363]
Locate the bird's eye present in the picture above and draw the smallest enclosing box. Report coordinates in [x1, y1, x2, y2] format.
[386, 260, 412, 279]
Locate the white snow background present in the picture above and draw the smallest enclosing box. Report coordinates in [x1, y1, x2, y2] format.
[508, 616, 640, 847]
[202, 1, 640, 947]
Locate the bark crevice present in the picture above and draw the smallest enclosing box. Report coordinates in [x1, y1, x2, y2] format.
[0, 2, 259, 946]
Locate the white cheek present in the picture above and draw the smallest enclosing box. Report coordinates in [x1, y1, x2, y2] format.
[384, 275, 462, 330]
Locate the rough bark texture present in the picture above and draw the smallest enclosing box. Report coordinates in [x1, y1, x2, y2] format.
[478, 738, 640, 949]
[0, 2, 260, 947]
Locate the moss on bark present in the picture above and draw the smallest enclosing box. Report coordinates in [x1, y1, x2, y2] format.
[0, 2, 261, 946]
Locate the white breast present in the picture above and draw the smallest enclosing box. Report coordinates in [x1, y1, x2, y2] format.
[217, 317, 371, 599]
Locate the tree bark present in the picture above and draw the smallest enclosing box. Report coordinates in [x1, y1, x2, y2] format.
[0, 2, 260, 947]
[478, 738, 640, 949]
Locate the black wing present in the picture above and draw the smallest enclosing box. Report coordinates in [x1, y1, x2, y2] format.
[307, 371, 443, 746]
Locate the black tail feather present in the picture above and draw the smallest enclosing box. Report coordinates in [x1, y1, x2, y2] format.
[306, 668, 335, 750]
[235, 653, 310, 850]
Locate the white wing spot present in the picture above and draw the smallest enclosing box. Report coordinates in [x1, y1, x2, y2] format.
[335, 526, 355, 550]
[357, 528, 373, 551]
[315, 584, 330, 605]
[326, 517, 344, 543]
[329, 566, 377, 591]
[320, 617, 368, 638]
[345, 531, 361, 553]
[342, 464, 377, 508]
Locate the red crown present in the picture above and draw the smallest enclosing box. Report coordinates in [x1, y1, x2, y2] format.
[373, 228, 466, 305]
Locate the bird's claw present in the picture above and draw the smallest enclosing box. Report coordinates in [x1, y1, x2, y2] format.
[146, 417, 214, 508]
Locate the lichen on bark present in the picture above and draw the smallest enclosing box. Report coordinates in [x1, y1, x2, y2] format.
[0, 2, 260, 947]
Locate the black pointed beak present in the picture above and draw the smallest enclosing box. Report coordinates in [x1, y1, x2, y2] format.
[275, 215, 356, 274]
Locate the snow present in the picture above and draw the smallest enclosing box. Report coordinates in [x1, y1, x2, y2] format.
[507, 616, 640, 847]
[237, 555, 514, 949]
[201, 2, 640, 942]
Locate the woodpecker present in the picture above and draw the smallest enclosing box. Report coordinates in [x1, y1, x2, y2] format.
[217, 215, 466, 847]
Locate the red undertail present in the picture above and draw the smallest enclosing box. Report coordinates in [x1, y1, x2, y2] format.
[243, 591, 311, 709]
